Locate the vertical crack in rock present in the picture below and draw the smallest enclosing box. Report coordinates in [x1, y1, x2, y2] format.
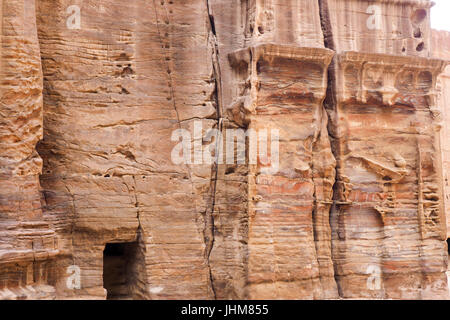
[318, 0, 342, 298]
[311, 99, 339, 299]
[318, 0, 335, 52]
[205, 0, 221, 299]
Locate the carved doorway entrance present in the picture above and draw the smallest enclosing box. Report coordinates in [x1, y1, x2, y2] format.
[103, 241, 144, 300]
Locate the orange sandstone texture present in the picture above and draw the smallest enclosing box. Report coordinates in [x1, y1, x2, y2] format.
[321, 0, 448, 299]
[0, 0, 448, 299]
[433, 30, 450, 237]
[432, 29, 450, 294]
[0, 0, 59, 299]
[36, 0, 217, 299]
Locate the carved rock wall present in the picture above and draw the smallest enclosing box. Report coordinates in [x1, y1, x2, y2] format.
[321, 0, 432, 57]
[432, 30, 450, 238]
[35, 0, 217, 299]
[321, 0, 448, 299]
[218, 45, 336, 299]
[208, 0, 338, 299]
[0, 0, 58, 299]
[327, 52, 447, 299]
[432, 29, 450, 293]
[0, 0, 449, 300]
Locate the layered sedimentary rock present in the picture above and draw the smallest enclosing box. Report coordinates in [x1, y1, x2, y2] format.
[0, 0, 449, 300]
[35, 0, 218, 299]
[432, 29, 450, 293]
[320, 0, 432, 57]
[321, 0, 448, 299]
[433, 30, 450, 237]
[0, 0, 58, 299]
[213, 45, 336, 299]
[326, 51, 447, 299]
[208, 0, 338, 299]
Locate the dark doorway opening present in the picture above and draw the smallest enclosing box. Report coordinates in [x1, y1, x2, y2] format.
[447, 238, 450, 255]
[103, 241, 146, 300]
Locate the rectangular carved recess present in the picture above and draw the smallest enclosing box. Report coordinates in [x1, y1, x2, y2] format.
[222, 44, 339, 299]
[329, 51, 448, 299]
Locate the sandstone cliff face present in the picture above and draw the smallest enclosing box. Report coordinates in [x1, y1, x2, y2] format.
[0, 0, 448, 299]
[322, 0, 448, 299]
[433, 29, 450, 294]
[433, 30, 450, 237]
[0, 0, 58, 299]
[36, 0, 217, 299]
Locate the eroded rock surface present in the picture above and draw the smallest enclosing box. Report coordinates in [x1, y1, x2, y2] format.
[433, 30, 450, 237]
[0, 0, 58, 300]
[433, 29, 450, 294]
[0, 0, 449, 299]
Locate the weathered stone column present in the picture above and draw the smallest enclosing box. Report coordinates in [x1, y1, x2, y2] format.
[321, 0, 449, 299]
[209, 0, 338, 299]
[432, 29, 450, 296]
[433, 30, 450, 238]
[227, 45, 336, 299]
[329, 52, 447, 299]
[0, 0, 58, 299]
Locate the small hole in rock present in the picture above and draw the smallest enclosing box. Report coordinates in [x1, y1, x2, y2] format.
[414, 28, 422, 38]
[117, 53, 129, 62]
[416, 42, 425, 52]
[121, 67, 134, 77]
[411, 9, 427, 24]
[256, 61, 261, 74]
[225, 167, 236, 175]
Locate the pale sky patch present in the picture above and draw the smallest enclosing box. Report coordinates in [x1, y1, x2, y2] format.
[431, 0, 450, 31]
